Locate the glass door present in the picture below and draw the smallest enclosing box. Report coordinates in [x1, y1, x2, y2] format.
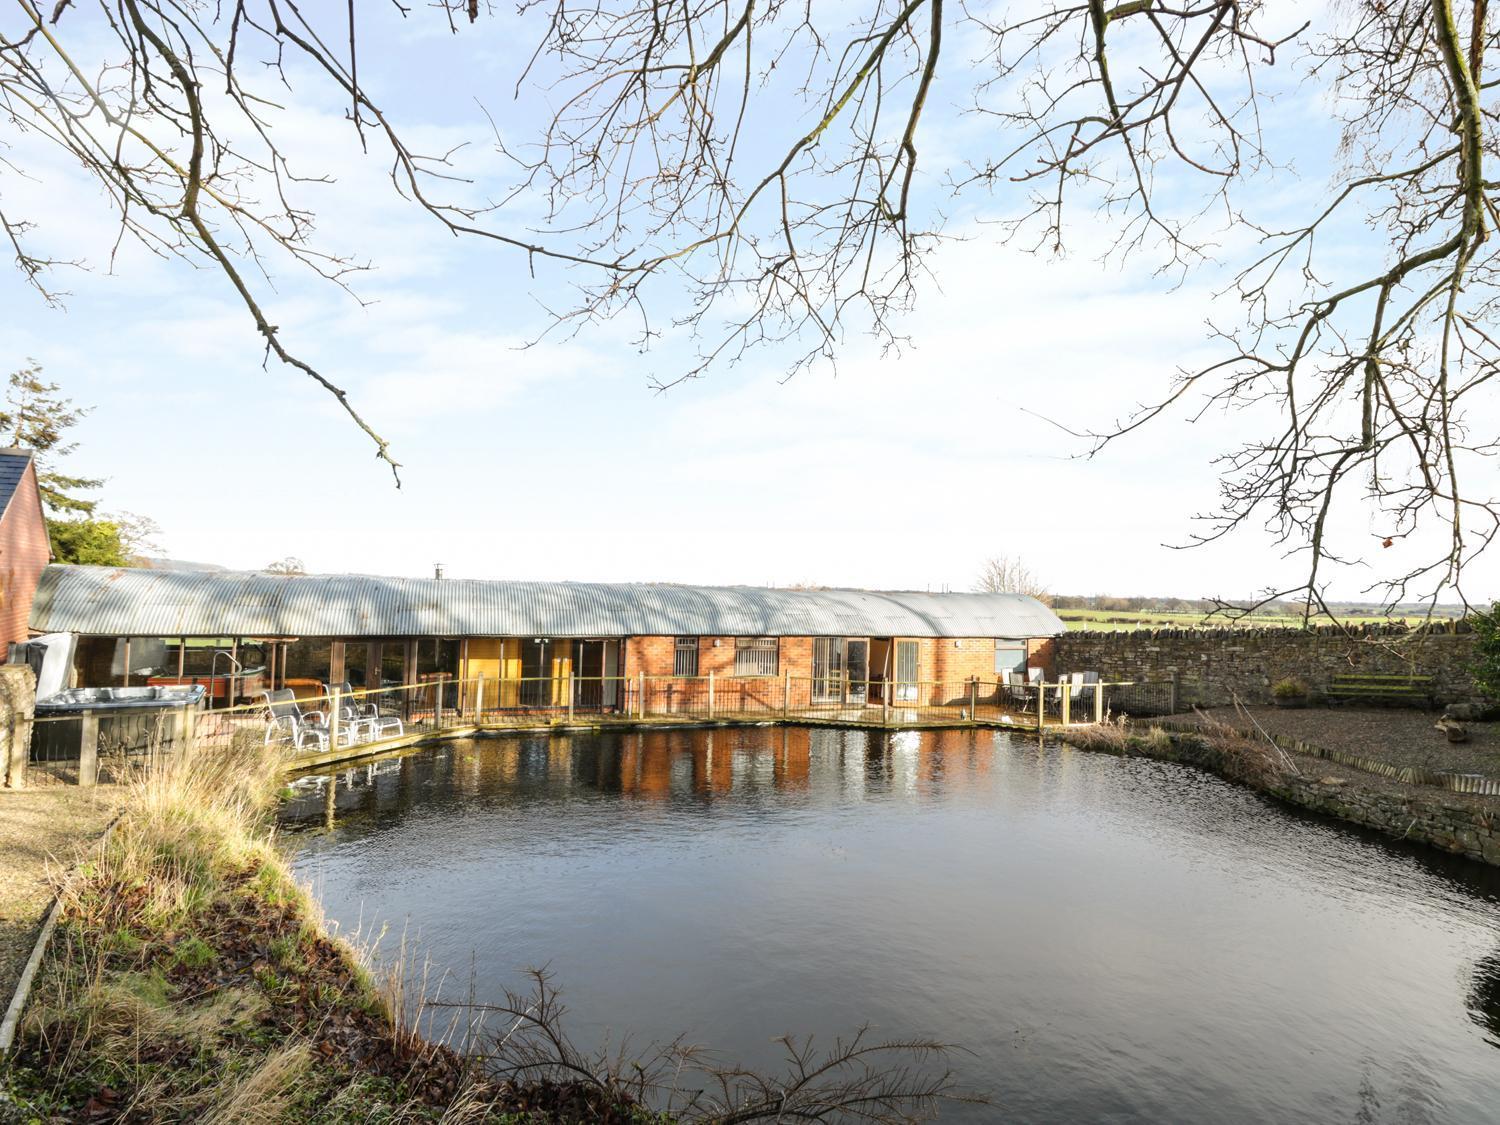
[894, 640, 919, 703]
[845, 640, 869, 704]
[812, 638, 843, 702]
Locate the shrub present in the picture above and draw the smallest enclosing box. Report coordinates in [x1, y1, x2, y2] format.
[1270, 676, 1309, 700]
[1475, 602, 1500, 702]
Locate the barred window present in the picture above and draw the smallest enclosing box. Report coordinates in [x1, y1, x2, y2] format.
[674, 637, 699, 677]
[734, 637, 779, 677]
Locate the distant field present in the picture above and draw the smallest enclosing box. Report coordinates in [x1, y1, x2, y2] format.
[1055, 609, 1447, 632]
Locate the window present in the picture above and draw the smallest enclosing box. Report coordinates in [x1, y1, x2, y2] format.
[674, 637, 700, 677]
[734, 637, 779, 677]
[995, 640, 1028, 677]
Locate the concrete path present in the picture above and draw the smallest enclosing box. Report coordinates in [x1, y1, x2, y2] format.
[0, 788, 118, 1002]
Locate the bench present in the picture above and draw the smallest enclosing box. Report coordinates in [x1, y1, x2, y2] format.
[1326, 673, 1436, 709]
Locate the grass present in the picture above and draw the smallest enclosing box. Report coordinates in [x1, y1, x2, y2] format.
[1060, 714, 1295, 787]
[1, 734, 972, 1124]
[0, 735, 487, 1123]
[1055, 608, 1443, 632]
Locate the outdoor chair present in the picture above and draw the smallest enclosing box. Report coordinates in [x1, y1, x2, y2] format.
[329, 682, 404, 740]
[262, 688, 332, 752]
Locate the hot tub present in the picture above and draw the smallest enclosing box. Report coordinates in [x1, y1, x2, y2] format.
[36, 684, 208, 714]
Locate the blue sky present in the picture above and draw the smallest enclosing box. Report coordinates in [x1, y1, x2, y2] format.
[2, 2, 1491, 603]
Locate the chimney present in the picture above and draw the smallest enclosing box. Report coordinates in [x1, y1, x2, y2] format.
[434, 562, 445, 580]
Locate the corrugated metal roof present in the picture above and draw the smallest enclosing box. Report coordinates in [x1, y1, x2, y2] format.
[0, 449, 34, 520]
[30, 565, 1066, 639]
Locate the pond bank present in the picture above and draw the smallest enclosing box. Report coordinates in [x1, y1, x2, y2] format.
[0, 740, 651, 1123]
[1061, 721, 1500, 867]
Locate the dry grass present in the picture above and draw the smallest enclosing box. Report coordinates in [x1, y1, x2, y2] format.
[4, 736, 977, 1123]
[1060, 714, 1293, 788]
[201, 1041, 313, 1124]
[0, 737, 483, 1123]
[0, 786, 119, 1000]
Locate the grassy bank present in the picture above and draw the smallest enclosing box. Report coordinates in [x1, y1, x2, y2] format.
[0, 736, 477, 1122]
[0, 736, 679, 1123]
[0, 739, 963, 1124]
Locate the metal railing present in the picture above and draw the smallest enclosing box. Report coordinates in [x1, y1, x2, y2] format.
[16, 671, 1175, 785]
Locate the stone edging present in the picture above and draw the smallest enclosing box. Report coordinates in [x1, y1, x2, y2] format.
[1072, 724, 1500, 866]
[0, 814, 121, 1054]
[1151, 718, 1500, 796]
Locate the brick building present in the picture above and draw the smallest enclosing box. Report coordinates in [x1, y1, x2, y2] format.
[0, 450, 51, 652]
[28, 565, 1064, 707]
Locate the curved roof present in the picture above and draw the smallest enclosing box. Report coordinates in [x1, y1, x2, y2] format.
[30, 565, 1065, 639]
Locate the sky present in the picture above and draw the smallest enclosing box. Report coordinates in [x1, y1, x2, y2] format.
[2, 2, 1495, 604]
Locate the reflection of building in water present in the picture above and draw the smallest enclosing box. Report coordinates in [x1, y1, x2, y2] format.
[692, 729, 735, 794]
[547, 734, 574, 783]
[916, 729, 995, 793]
[773, 727, 812, 791]
[618, 731, 676, 799]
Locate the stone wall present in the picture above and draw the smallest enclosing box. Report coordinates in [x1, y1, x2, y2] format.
[1110, 726, 1500, 867]
[1, 662, 36, 788]
[1054, 626, 1480, 706]
[1269, 771, 1500, 867]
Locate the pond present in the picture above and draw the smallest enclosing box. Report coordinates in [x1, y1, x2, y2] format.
[281, 726, 1500, 1122]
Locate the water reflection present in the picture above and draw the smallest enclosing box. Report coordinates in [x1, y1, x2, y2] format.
[1469, 951, 1500, 1048]
[285, 726, 1038, 820]
[284, 727, 1500, 1123]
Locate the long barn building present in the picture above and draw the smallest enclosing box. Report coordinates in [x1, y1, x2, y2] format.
[28, 565, 1065, 709]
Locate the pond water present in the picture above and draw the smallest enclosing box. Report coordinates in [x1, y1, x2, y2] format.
[281, 727, 1500, 1123]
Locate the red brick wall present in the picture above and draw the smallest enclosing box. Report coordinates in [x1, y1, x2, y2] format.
[625, 633, 1055, 688]
[0, 461, 50, 650]
[1027, 637, 1056, 676]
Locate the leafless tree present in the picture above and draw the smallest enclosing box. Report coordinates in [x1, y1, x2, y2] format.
[3, 1, 1496, 614]
[433, 968, 978, 1121]
[263, 555, 306, 576]
[975, 554, 1049, 601]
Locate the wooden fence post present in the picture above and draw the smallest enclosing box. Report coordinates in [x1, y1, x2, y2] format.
[707, 671, 715, 720]
[330, 687, 342, 747]
[568, 674, 575, 722]
[1094, 683, 1104, 724]
[1061, 682, 1071, 726]
[476, 673, 486, 725]
[968, 678, 977, 722]
[5, 687, 30, 790]
[637, 671, 645, 720]
[78, 709, 98, 788]
[1168, 672, 1179, 715]
[176, 705, 196, 755]
[782, 669, 790, 719]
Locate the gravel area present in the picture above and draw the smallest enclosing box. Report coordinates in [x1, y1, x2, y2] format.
[0, 788, 118, 1003]
[1184, 705, 1500, 778]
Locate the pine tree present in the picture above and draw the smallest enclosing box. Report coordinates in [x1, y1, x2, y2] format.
[1, 362, 103, 515]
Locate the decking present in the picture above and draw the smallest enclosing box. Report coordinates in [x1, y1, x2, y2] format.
[19, 675, 1178, 785]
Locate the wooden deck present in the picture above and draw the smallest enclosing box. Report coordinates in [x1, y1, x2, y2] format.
[278, 703, 1065, 775]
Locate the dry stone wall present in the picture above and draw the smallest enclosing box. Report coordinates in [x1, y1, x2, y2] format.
[1055, 625, 1481, 706]
[1, 662, 35, 788]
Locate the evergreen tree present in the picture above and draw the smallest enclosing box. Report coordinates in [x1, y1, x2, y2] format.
[2, 362, 103, 515]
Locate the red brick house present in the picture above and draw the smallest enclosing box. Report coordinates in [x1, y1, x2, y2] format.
[0, 450, 51, 652]
[30, 567, 1064, 709]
